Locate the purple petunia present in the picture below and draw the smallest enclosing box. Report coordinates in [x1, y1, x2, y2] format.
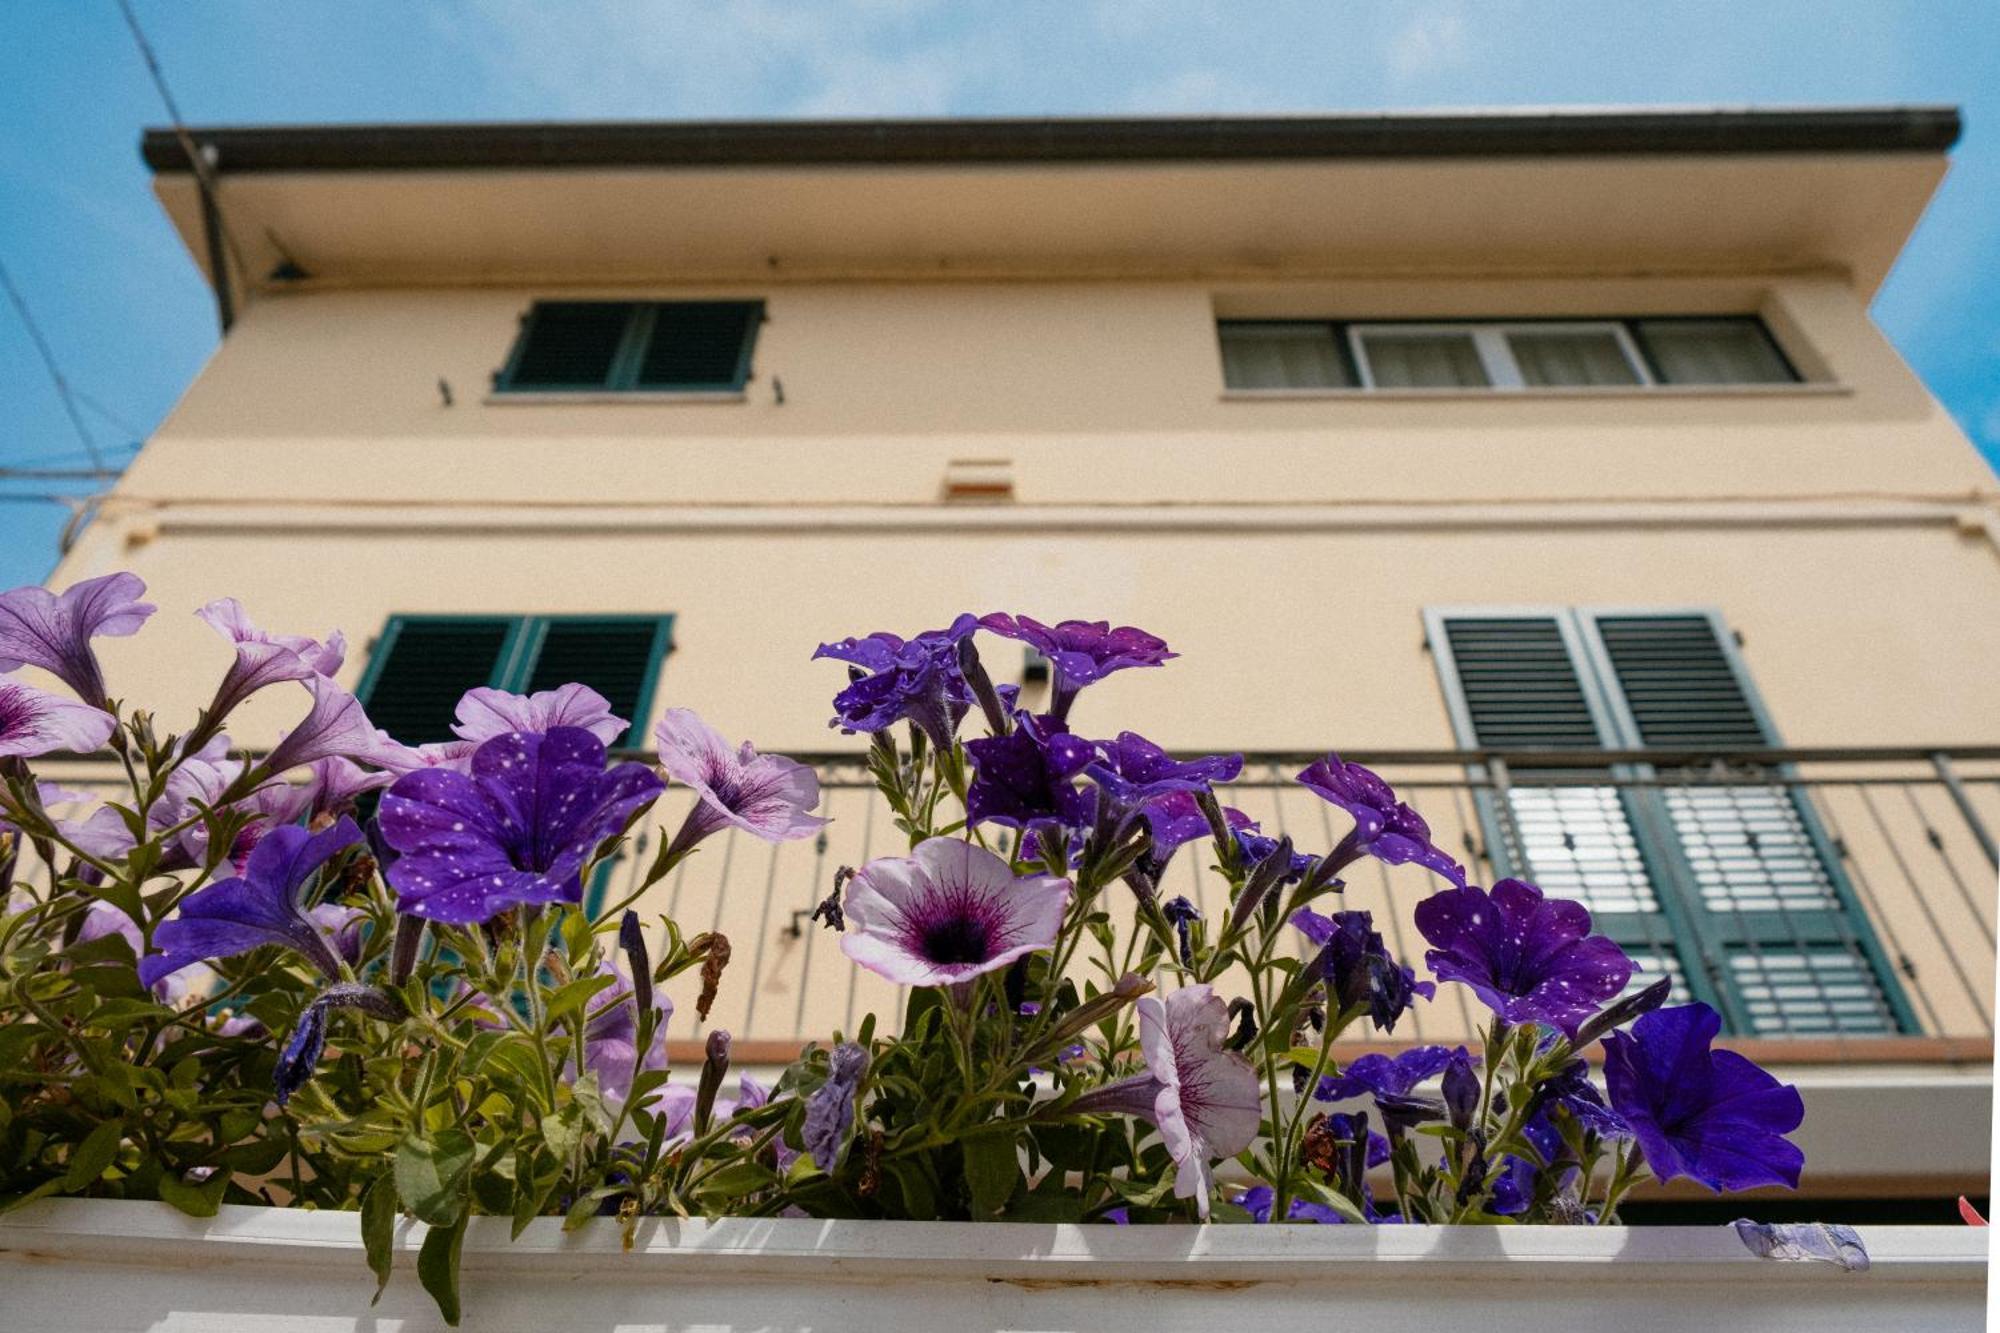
[1237, 1184, 1346, 1224]
[964, 712, 1098, 839]
[1067, 984, 1262, 1218]
[1413, 878, 1634, 1037]
[1296, 754, 1467, 889]
[379, 727, 665, 924]
[840, 837, 1070, 988]
[653, 708, 826, 858]
[139, 817, 367, 988]
[814, 615, 979, 752]
[1317, 1046, 1469, 1130]
[1601, 1002, 1805, 1193]
[977, 614, 1175, 718]
[1291, 908, 1434, 1034]
[452, 683, 628, 748]
[0, 678, 116, 759]
[803, 1041, 870, 1169]
[196, 598, 346, 725]
[1082, 731, 1242, 808]
[0, 571, 155, 706]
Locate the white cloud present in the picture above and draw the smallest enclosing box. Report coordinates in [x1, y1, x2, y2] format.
[1386, 1, 1471, 87]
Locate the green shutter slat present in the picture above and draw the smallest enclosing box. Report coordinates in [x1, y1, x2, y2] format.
[523, 620, 666, 747]
[507, 303, 634, 388]
[1441, 618, 1608, 750]
[1593, 616, 1770, 747]
[360, 620, 514, 745]
[634, 302, 757, 389]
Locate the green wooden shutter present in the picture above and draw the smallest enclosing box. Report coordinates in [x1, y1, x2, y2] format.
[1578, 611, 1912, 1034]
[1427, 612, 1704, 1009]
[633, 301, 760, 390]
[520, 618, 674, 748]
[501, 303, 639, 390]
[356, 618, 522, 744]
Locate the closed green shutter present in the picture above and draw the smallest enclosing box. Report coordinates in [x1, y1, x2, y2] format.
[356, 619, 519, 744]
[634, 302, 760, 390]
[503, 303, 638, 389]
[497, 301, 759, 393]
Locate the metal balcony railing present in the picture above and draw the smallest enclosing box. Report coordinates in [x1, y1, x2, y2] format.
[21, 746, 1998, 1063]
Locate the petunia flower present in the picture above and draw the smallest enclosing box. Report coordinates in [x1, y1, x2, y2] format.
[75, 900, 229, 1013]
[568, 957, 673, 1113]
[452, 683, 627, 747]
[1237, 1184, 1346, 1224]
[1414, 878, 1634, 1037]
[1292, 908, 1434, 1034]
[977, 614, 1175, 718]
[293, 756, 395, 822]
[1082, 731, 1242, 808]
[803, 1041, 870, 1169]
[814, 615, 979, 752]
[1601, 1002, 1805, 1192]
[261, 676, 413, 778]
[0, 571, 154, 706]
[1316, 1045, 1472, 1133]
[653, 707, 827, 859]
[1066, 984, 1262, 1218]
[152, 741, 310, 870]
[0, 679, 116, 759]
[964, 712, 1097, 840]
[195, 598, 346, 725]
[1296, 754, 1467, 888]
[8, 782, 135, 861]
[139, 817, 367, 988]
[840, 836, 1070, 987]
[380, 727, 665, 925]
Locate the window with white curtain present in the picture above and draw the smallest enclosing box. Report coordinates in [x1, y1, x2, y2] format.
[1217, 316, 1800, 392]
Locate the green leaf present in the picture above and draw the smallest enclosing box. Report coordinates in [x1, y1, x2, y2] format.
[61, 1117, 125, 1190]
[540, 1104, 586, 1161]
[962, 1130, 1021, 1220]
[157, 1169, 229, 1218]
[417, 1211, 467, 1327]
[0, 1178, 64, 1215]
[543, 972, 618, 1022]
[361, 1173, 397, 1305]
[395, 1130, 473, 1228]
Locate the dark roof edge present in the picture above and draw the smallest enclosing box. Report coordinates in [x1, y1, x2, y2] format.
[142, 107, 1963, 174]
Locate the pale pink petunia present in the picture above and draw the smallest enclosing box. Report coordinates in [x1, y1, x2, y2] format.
[840, 836, 1069, 988]
[0, 678, 116, 759]
[0, 571, 154, 705]
[196, 597, 347, 723]
[654, 708, 826, 856]
[453, 683, 627, 747]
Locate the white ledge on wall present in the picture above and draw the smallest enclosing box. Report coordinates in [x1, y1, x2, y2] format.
[1219, 383, 1854, 401]
[0, 1201, 1987, 1333]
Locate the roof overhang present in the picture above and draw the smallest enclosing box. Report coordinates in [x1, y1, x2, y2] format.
[144, 107, 1961, 298]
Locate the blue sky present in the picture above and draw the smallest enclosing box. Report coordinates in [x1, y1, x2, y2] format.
[2, 1, 1996, 590]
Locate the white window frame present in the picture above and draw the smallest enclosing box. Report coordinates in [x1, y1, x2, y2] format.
[1346, 320, 1654, 391]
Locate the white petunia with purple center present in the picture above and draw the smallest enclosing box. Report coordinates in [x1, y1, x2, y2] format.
[839, 837, 1069, 988]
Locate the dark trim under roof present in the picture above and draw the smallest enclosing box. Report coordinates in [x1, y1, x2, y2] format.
[143, 107, 1961, 174]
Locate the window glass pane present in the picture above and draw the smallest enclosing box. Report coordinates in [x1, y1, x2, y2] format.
[361, 619, 514, 744]
[1217, 322, 1354, 389]
[1506, 330, 1641, 387]
[1359, 331, 1488, 388]
[636, 302, 758, 389]
[506, 303, 632, 388]
[1633, 319, 1795, 385]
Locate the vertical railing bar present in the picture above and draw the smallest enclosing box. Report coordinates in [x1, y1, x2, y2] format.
[1855, 783, 1993, 1031]
[738, 841, 784, 1037]
[1778, 773, 1901, 1034]
[793, 822, 832, 1040]
[1812, 782, 1947, 1038]
[1900, 783, 1996, 949]
[844, 792, 876, 1037]
[1932, 752, 2000, 871]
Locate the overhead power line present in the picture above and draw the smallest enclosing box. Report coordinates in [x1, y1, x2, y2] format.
[0, 257, 107, 471]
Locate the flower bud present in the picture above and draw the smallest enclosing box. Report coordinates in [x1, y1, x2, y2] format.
[1572, 976, 1673, 1049]
[694, 1029, 731, 1136]
[619, 910, 653, 1016]
[1442, 1048, 1480, 1132]
[389, 912, 424, 987]
[955, 636, 1012, 737]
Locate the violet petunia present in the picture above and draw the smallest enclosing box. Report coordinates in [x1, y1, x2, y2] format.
[814, 615, 979, 752]
[1297, 754, 1467, 889]
[74, 901, 224, 1011]
[1316, 1045, 1468, 1130]
[0, 571, 154, 706]
[196, 598, 346, 724]
[0, 678, 116, 759]
[803, 1041, 870, 1169]
[153, 741, 310, 870]
[1082, 732, 1242, 808]
[380, 727, 665, 925]
[1414, 878, 1634, 1037]
[1291, 908, 1434, 1034]
[452, 683, 627, 747]
[138, 817, 367, 988]
[977, 614, 1175, 717]
[653, 707, 826, 858]
[1601, 1002, 1805, 1193]
[9, 782, 134, 861]
[1237, 1184, 1345, 1224]
[1067, 984, 1262, 1218]
[964, 712, 1098, 839]
[840, 836, 1070, 988]
[293, 756, 395, 822]
[261, 676, 413, 778]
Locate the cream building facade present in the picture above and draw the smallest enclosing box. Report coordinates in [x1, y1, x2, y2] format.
[45, 108, 1998, 1215]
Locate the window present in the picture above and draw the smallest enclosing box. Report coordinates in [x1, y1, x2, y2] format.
[1218, 316, 1798, 391]
[357, 615, 675, 747]
[1425, 606, 1912, 1036]
[496, 301, 762, 393]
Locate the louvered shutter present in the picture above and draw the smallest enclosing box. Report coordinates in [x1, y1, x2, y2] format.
[634, 302, 759, 390]
[522, 619, 672, 747]
[358, 619, 517, 745]
[504, 303, 636, 389]
[1429, 612, 1698, 1007]
[1577, 611, 1909, 1034]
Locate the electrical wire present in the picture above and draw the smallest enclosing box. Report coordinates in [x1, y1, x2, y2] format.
[0, 257, 107, 471]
